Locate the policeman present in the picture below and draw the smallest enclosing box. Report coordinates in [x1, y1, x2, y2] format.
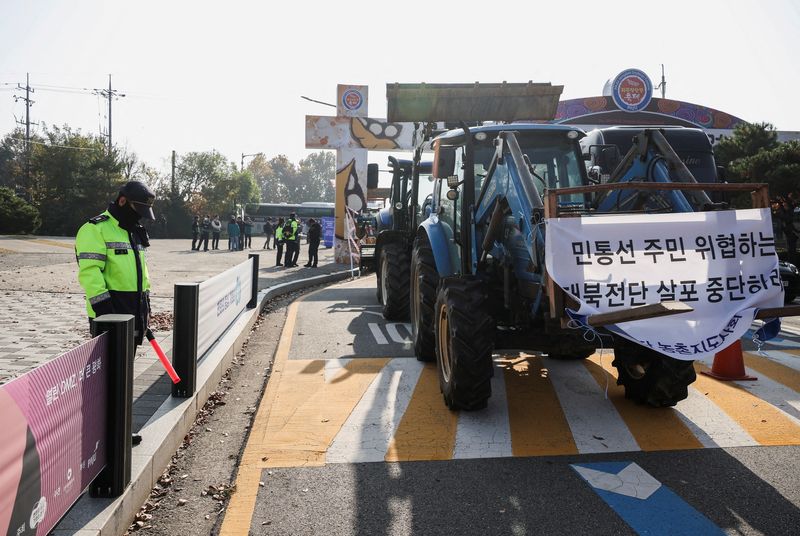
[75, 181, 155, 345]
[285, 212, 300, 267]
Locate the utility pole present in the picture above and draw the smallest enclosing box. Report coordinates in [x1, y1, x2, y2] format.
[241, 152, 263, 171]
[655, 64, 667, 99]
[171, 150, 177, 195]
[13, 73, 35, 196]
[94, 75, 125, 155]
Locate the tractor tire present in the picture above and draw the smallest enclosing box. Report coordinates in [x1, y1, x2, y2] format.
[434, 276, 496, 411]
[410, 234, 439, 362]
[612, 339, 696, 407]
[379, 243, 410, 320]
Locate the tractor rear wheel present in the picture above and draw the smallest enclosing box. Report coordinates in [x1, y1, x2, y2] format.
[434, 276, 495, 411]
[410, 234, 438, 361]
[379, 243, 410, 320]
[612, 338, 696, 407]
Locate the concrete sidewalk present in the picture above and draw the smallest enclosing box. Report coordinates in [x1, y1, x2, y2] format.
[1, 236, 349, 433]
[0, 236, 343, 383]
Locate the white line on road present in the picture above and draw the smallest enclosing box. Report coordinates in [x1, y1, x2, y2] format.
[368, 323, 389, 345]
[327, 358, 424, 463]
[673, 388, 758, 448]
[385, 323, 412, 345]
[454, 364, 513, 459]
[546, 358, 640, 454]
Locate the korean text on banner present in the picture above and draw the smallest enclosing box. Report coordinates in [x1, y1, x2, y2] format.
[0, 334, 108, 536]
[545, 208, 783, 361]
[197, 258, 254, 358]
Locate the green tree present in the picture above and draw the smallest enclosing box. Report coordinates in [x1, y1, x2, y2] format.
[297, 151, 336, 202]
[714, 122, 778, 166]
[175, 150, 235, 215]
[247, 153, 287, 203]
[0, 187, 40, 234]
[713, 122, 800, 205]
[28, 126, 122, 235]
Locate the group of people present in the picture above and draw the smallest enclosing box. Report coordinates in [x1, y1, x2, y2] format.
[262, 213, 322, 268]
[191, 215, 254, 252]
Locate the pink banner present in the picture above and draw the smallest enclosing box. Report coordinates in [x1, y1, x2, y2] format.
[0, 333, 109, 536]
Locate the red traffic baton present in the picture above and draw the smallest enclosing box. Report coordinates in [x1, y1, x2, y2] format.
[146, 328, 181, 384]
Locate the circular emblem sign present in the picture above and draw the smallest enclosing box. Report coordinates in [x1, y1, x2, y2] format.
[342, 89, 364, 111]
[611, 69, 653, 112]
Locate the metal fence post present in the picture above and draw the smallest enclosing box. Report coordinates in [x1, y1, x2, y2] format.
[90, 314, 134, 497]
[248, 253, 259, 309]
[172, 283, 199, 398]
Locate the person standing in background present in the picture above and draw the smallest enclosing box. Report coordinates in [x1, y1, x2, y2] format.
[200, 215, 211, 252]
[191, 215, 200, 251]
[304, 218, 322, 268]
[228, 215, 240, 251]
[274, 217, 285, 266]
[263, 218, 274, 250]
[236, 216, 245, 250]
[284, 213, 300, 267]
[244, 217, 254, 249]
[211, 215, 222, 250]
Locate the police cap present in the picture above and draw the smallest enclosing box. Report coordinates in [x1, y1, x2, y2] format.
[120, 181, 156, 221]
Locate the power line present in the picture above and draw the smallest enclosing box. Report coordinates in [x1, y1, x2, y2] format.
[93, 74, 125, 154]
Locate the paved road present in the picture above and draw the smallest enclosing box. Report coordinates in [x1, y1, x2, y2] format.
[220, 276, 800, 536]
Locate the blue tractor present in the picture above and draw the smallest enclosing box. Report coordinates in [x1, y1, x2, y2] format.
[374, 155, 434, 320]
[406, 124, 753, 410]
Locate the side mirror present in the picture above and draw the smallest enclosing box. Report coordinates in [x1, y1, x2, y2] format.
[446, 189, 459, 201]
[433, 145, 456, 179]
[716, 165, 727, 182]
[367, 163, 379, 189]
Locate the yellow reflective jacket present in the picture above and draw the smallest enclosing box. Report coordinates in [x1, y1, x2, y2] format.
[75, 210, 151, 331]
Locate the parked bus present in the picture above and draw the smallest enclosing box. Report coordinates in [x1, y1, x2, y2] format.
[244, 202, 334, 234]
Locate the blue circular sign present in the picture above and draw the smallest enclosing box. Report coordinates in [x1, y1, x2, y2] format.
[611, 69, 653, 112]
[342, 89, 364, 111]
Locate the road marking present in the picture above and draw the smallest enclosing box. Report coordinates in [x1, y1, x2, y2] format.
[754, 348, 800, 373]
[502, 353, 578, 456]
[572, 462, 725, 536]
[385, 363, 459, 461]
[671, 388, 758, 448]
[324, 358, 353, 382]
[743, 351, 800, 391]
[573, 462, 661, 499]
[385, 322, 412, 344]
[368, 323, 389, 344]
[693, 363, 800, 445]
[261, 358, 388, 466]
[221, 299, 302, 536]
[585, 355, 704, 451]
[453, 363, 513, 459]
[327, 358, 423, 463]
[546, 354, 639, 454]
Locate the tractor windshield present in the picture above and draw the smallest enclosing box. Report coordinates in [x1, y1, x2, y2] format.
[473, 134, 587, 205]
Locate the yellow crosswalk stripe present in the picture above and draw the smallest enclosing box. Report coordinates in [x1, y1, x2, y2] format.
[261, 358, 388, 467]
[385, 363, 459, 461]
[693, 363, 800, 446]
[743, 351, 800, 392]
[585, 355, 704, 451]
[503, 354, 578, 456]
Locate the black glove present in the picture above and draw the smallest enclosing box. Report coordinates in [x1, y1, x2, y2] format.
[92, 298, 114, 317]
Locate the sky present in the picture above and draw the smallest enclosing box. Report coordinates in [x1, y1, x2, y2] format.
[1, 0, 799, 175]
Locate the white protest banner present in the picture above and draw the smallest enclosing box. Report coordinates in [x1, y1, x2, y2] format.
[545, 208, 783, 361]
[197, 258, 253, 358]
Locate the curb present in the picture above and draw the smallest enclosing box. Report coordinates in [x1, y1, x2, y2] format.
[53, 268, 359, 536]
